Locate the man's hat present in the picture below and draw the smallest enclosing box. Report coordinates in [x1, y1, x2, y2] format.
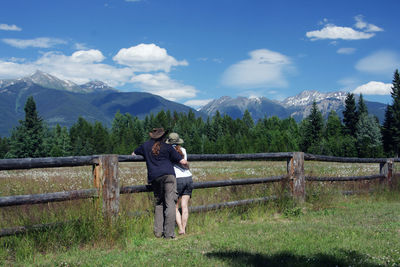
[149, 128, 167, 139]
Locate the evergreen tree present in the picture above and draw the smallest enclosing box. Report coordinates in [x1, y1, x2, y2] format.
[356, 113, 383, 157]
[391, 69, 400, 156]
[382, 69, 400, 157]
[324, 110, 342, 139]
[382, 105, 395, 155]
[49, 124, 72, 157]
[300, 101, 324, 153]
[69, 117, 95, 156]
[343, 93, 358, 136]
[242, 109, 254, 129]
[0, 137, 10, 158]
[7, 96, 45, 158]
[357, 93, 368, 116]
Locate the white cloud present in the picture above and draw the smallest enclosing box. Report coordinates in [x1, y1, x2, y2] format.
[2, 37, 66, 49]
[113, 43, 188, 72]
[184, 99, 213, 109]
[337, 47, 356, 54]
[354, 15, 383, 33]
[355, 51, 400, 74]
[221, 49, 293, 89]
[306, 25, 374, 41]
[0, 24, 22, 31]
[0, 43, 197, 101]
[74, 43, 89, 50]
[353, 81, 392, 95]
[70, 50, 105, 63]
[306, 16, 382, 41]
[131, 73, 197, 101]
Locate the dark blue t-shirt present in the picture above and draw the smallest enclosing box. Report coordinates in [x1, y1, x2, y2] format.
[134, 140, 183, 183]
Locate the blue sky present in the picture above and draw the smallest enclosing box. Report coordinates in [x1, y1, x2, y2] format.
[1, 0, 399, 108]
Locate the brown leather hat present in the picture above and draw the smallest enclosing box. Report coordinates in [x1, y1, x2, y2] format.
[149, 128, 167, 139]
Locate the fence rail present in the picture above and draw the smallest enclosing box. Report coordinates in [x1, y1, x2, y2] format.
[0, 152, 397, 237]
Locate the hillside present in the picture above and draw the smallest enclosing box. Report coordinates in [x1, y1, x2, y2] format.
[0, 71, 202, 136]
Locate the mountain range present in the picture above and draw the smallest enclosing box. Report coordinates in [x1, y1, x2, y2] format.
[0, 71, 200, 136]
[0, 71, 388, 136]
[200, 91, 387, 122]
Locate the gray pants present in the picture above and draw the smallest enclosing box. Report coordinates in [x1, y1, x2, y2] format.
[151, 174, 177, 238]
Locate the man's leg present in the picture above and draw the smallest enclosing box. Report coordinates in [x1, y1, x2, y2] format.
[152, 176, 165, 237]
[163, 175, 177, 238]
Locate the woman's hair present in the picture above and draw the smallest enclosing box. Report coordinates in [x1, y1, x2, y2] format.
[151, 136, 167, 156]
[174, 145, 184, 157]
[152, 141, 162, 156]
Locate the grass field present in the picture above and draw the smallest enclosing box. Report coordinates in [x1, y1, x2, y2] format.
[0, 160, 399, 266]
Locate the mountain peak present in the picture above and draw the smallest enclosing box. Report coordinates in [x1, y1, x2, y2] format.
[79, 80, 118, 93]
[281, 90, 347, 107]
[23, 70, 80, 92]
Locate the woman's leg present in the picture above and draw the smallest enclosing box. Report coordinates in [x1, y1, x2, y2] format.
[175, 198, 184, 234]
[180, 195, 190, 234]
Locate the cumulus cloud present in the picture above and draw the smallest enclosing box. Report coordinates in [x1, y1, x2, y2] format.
[354, 15, 383, 32]
[113, 43, 188, 72]
[0, 43, 197, 101]
[306, 16, 382, 41]
[337, 47, 356, 54]
[0, 23, 22, 31]
[353, 81, 392, 95]
[131, 73, 197, 101]
[2, 37, 66, 49]
[221, 49, 293, 89]
[355, 51, 400, 74]
[306, 25, 374, 40]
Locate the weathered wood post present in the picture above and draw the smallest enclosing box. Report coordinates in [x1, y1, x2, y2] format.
[94, 155, 120, 222]
[380, 158, 393, 189]
[287, 152, 305, 202]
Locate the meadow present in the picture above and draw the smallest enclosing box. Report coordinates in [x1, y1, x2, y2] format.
[0, 160, 399, 266]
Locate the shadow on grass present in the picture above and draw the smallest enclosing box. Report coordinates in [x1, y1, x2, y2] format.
[206, 249, 380, 267]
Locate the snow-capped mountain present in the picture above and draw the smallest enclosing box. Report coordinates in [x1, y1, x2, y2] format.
[200, 90, 387, 122]
[0, 70, 117, 93]
[281, 90, 348, 107]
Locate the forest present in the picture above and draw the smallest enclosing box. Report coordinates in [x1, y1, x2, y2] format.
[0, 70, 399, 159]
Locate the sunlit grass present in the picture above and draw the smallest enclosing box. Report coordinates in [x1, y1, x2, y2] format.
[0, 159, 397, 265]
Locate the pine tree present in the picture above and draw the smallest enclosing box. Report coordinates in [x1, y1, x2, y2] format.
[0, 137, 10, 158]
[343, 93, 358, 136]
[383, 69, 400, 157]
[356, 113, 383, 157]
[243, 109, 254, 129]
[300, 101, 324, 153]
[7, 96, 45, 158]
[391, 69, 400, 156]
[357, 93, 368, 116]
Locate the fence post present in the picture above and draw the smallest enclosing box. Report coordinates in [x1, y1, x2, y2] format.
[287, 152, 305, 202]
[97, 154, 120, 222]
[380, 159, 393, 189]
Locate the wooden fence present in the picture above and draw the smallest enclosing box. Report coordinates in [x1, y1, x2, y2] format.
[0, 152, 398, 237]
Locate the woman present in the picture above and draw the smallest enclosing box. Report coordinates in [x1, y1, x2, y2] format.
[132, 128, 187, 239]
[166, 132, 193, 235]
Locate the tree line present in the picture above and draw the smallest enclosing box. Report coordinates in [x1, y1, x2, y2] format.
[1, 70, 400, 159]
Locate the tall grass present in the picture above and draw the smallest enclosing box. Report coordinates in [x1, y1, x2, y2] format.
[0, 160, 397, 265]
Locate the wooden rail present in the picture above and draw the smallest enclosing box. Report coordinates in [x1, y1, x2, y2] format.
[0, 152, 397, 237]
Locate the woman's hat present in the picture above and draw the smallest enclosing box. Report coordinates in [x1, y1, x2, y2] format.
[149, 128, 167, 139]
[166, 132, 184, 144]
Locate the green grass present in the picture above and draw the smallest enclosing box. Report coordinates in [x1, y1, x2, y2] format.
[1, 192, 399, 266]
[0, 161, 399, 266]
